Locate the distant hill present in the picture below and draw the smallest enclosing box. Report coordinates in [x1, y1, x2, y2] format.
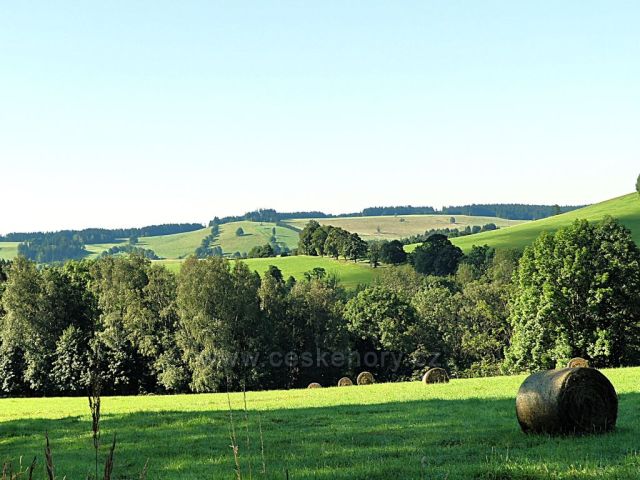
[405, 193, 640, 253]
[209, 203, 584, 226]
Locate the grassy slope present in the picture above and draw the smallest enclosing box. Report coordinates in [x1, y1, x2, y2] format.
[286, 214, 525, 241]
[211, 221, 299, 256]
[405, 193, 640, 253]
[135, 227, 212, 259]
[158, 255, 378, 289]
[1, 368, 638, 479]
[0, 242, 19, 260]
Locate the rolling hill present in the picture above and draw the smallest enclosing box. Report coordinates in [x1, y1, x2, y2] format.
[406, 193, 640, 253]
[285, 214, 525, 241]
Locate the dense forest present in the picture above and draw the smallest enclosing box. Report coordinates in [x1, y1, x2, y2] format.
[1, 216, 638, 397]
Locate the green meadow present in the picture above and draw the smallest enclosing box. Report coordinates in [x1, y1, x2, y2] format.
[405, 193, 640, 253]
[1, 367, 638, 479]
[0, 242, 19, 260]
[158, 255, 378, 289]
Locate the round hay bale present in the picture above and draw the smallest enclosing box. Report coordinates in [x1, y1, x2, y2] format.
[356, 371, 375, 385]
[516, 367, 617, 435]
[567, 357, 590, 368]
[337, 377, 353, 387]
[307, 382, 322, 389]
[422, 368, 449, 384]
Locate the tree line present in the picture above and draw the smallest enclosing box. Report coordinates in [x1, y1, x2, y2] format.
[1, 223, 204, 244]
[7, 224, 205, 264]
[440, 204, 583, 220]
[1, 216, 639, 397]
[206, 202, 585, 228]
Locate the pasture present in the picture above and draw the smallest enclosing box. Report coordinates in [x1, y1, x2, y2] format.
[1, 367, 639, 479]
[285, 214, 525, 241]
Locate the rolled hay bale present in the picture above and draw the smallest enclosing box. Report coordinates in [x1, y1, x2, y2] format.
[516, 367, 617, 435]
[422, 368, 450, 384]
[567, 357, 590, 368]
[337, 377, 353, 387]
[307, 382, 322, 389]
[356, 371, 375, 385]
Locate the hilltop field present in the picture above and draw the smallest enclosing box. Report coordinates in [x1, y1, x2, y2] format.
[1, 367, 638, 479]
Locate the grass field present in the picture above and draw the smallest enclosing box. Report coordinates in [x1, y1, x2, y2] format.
[405, 193, 640, 253]
[157, 255, 378, 289]
[1, 367, 638, 479]
[286, 214, 525, 241]
[0, 242, 19, 260]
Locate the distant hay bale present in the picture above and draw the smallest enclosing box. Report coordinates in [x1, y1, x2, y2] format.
[356, 371, 375, 385]
[307, 382, 322, 389]
[422, 368, 449, 384]
[567, 357, 590, 368]
[337, 377, 353, 387]
[516, 367, 618, 435]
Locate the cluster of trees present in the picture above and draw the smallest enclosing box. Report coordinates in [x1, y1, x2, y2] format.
[247, 243, 290, 258]
[1, 216, 638, 397]
[298, 221, 368, 261]
[98, 245, 160, 260]
[17, 234, 86, 263]
[367, 240, 407, 267]
[400, 224, 498, 245]
[195, 224, 223, 258]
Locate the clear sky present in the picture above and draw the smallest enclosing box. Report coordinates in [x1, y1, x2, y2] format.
[1, 1, 639, 233]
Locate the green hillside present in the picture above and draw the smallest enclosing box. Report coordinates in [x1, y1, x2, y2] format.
[406, 193, 640, 253]
[1, 367, 638, 479]
[286, 214, 525, 241]
[158, 255, 378, 289]
[210, 221, 299, 256]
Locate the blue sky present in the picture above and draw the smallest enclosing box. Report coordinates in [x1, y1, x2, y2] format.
[1, 1, 639, 233]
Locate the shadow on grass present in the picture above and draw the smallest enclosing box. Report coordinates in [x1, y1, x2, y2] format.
[1, 393, 639, 479]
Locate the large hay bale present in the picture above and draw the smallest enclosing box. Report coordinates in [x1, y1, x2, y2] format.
[356, 371, 375, 385]
[307, 382, 322, 389]
[422, 368, 449, 384]
[337, 377, 353, 387]
[516, 367, 617, 435]
[567, 357, 590, 368]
